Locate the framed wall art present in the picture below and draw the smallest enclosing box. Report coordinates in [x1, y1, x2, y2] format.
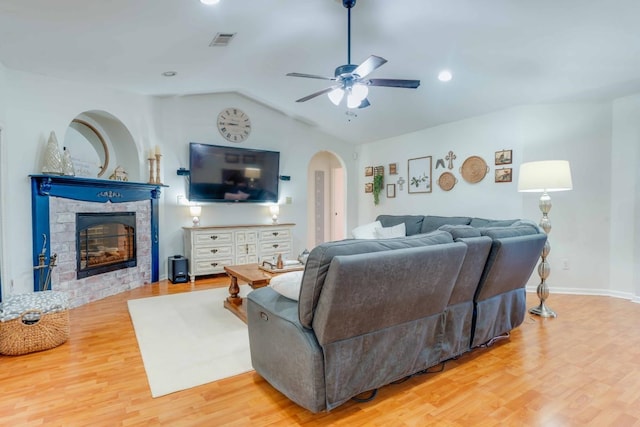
[365, 166, 373, 177]
[495, 149, 512, 165]
[495, 167, 512, 183]
[365, 183, 373, 193]
[389, 163, 398, 175]
[387, 184, 396, 198]
[408, 156, 432, 194]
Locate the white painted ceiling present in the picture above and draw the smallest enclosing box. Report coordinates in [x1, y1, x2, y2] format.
[1, 0, 640, 144]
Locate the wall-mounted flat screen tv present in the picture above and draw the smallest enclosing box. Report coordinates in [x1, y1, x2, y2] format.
[188, 142, 280, 203]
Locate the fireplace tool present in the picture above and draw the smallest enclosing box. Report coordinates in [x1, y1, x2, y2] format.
[33, 234, 58, 291]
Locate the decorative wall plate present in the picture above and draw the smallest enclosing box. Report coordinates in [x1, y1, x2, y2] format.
[438, 171, 457, 191]
[460, 156, 489, 183]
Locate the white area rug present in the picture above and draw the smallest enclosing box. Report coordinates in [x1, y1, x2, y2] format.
[127, 285, 253, 397]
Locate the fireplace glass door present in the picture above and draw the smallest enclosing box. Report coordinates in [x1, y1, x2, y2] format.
[76, 212, 136, 279]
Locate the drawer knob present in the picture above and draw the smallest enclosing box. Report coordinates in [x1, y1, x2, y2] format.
[210, 235, 218, 240]
[211, 249, 218, 254]
[272, 232, 279, 236]
[272, 244, 279, 249]
[211, 262, 218, 267]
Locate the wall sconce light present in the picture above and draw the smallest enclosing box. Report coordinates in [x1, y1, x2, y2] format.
[189, 205, 202, 226]
[269, 204, 280, 225]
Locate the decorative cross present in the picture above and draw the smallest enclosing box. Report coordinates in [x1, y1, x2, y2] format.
[397, 176, 406, 191]
[445, 151, 457, 170]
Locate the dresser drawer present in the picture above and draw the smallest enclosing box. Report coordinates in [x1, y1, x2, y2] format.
[194, 231, 233, 246]
[195, 245, 233, 259]
[260, 228, 291, 241]
[194, 258, 233, 275]
[235, 231, 258, 244]
[260, 241, 291, 254]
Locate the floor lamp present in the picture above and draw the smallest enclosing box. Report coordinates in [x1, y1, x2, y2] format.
[517, 160, 573, 318]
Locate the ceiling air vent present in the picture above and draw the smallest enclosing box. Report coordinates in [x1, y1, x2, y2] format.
[209, 33, 236, 47]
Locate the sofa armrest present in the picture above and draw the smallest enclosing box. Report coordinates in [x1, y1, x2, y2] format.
[247, 287, 327, 413]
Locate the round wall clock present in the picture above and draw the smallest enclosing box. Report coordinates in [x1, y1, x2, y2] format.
[217, 108, 251, 143]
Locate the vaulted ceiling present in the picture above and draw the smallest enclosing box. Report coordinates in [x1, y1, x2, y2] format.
[1, 0, 640, 144]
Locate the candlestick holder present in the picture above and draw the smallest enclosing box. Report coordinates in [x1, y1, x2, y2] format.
[155, 154, 162, 185]
[148, 157, 156, 184]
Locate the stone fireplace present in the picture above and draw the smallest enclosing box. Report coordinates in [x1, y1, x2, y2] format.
[31, 175, 162, 308]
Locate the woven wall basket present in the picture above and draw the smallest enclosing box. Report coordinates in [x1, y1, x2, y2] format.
[0, 309, 69, 356]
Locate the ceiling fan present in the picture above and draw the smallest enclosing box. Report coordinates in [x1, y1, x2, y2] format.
[286, 0, 420, 109]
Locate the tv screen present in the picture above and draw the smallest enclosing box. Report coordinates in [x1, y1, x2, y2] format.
[188, 143, 280, 203]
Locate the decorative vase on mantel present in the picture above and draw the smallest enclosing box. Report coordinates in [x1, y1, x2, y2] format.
[41, 131, 64, 175]
[62, 147, 76, 176]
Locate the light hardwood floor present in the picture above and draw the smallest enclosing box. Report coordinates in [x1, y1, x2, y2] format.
[2, 277, 640, 426]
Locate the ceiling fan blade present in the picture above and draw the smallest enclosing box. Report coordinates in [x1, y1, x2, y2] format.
[295, 86, 339, 103]
[353, 55, 387, 78]
[368, 78, 421, 89]
[286, 72, 336, 81]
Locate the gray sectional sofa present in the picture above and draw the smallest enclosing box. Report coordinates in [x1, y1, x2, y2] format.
[246, 215, 546, 413]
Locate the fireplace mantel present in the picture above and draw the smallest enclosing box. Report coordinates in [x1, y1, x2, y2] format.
[30, 175, 164, 292]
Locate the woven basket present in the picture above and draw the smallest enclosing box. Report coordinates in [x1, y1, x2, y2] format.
[0, 309, 69, 356]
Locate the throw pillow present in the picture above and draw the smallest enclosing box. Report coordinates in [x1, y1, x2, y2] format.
[269, 270, 304, 301]
[374, 223, 406, 239]
[351, 220, 382, 239]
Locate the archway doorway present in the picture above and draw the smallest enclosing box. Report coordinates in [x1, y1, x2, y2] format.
[307, 151, 346, 249]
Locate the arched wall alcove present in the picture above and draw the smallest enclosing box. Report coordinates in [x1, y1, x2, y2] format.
[306, 151, 347, 249]
[62, 110, 140, 181]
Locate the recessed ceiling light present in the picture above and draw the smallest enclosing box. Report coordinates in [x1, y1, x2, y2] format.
[438, 70, 453, 82]
[200, 0, 220, 5]
[162, 71, 177, 77]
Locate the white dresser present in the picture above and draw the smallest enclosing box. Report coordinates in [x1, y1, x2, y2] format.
[183, 223, 295, 282]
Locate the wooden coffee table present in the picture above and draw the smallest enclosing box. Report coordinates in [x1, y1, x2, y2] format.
[223, 263, 302, 323]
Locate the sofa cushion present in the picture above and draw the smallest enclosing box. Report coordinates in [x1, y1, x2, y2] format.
[376, 215, 424, 236]
[469, 218, 518, 228]
[438, 224, 482, 239]
[479, 225, 542, 239]
[421, 215, 472, 233]
[298, 230, 455, 329]
[269, 270, 304, 301]
[351, 220, 382, 239]
[374, 223, 406, 239]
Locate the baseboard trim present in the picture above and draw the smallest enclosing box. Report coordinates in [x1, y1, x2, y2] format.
[525, 286, 639, 304]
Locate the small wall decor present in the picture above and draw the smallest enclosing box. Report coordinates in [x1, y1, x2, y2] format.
[372, 166, 384, 205]
[460, 155, 489, 183]
[386, 184, 396, 198]
[365, 166, 373, 177]
[445, 151, 457, 170]
[438, 171, 457, 191]
[397, 176, 406, 191]
[408, 156, 432, 194]
[495, 149, 512, 165]
[495, 167, 512, 183]
[109, 165, 129, 181]
[389, 163, 398, 175]
[365, 183, 373, 193]
[435, 158, 445, 169]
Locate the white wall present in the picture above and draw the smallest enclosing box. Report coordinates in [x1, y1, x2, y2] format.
[149, 93, 356, 271]
[0, 71, 356, 298]
[611, 94, 640, 301]
[1, 69, 156, 296]
[359, 102, 629, 298]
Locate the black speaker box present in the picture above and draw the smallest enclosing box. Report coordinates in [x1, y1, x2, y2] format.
[168, 255, 188, 283]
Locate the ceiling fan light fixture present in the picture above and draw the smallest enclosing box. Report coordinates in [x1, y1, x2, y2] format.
[200, 0, 220, 5]
[328, 88, 345, 105]
[351, 83, 368, 101]
[438, 70, 453, 82]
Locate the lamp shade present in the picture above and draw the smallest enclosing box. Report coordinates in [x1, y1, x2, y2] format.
[244, 167, 261, 180]
[189, 205, 202, 217]
[517, 160, 573, 193]
[269, 204, 280, 216]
